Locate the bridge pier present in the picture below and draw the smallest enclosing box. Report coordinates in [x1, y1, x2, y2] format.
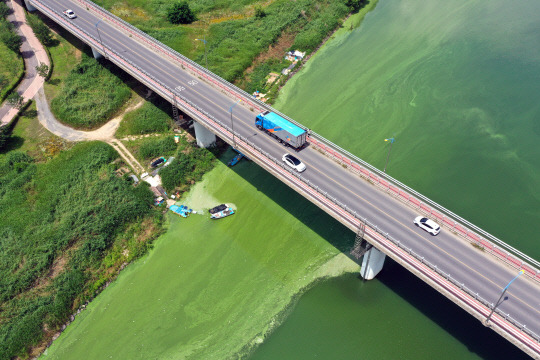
[91, 47, 104, 60]
[193, 121, 216, 148]
[24, 0, 36, 12]
[360, 246, 386, 280]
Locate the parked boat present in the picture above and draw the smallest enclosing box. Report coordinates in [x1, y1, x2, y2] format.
[209, 204, 235, 219]
[170, 204, 192, 218]
[228, 152, 244, 167]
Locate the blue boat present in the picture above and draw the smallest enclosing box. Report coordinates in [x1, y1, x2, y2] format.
[169, 204, 192, 218]
[228, 152, 244, 167]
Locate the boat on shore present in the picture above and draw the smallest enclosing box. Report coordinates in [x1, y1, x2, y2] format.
[209, 204, 235, 219]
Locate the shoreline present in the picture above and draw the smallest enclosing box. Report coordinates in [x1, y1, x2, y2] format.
[33, 3, 379, 359]
[274, 1, 380, 100]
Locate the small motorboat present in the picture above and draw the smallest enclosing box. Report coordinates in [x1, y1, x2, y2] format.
[228, 152, 244, 167]
[209, 204, 235, 219]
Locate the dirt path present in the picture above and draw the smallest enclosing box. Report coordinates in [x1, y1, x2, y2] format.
[35, 86, 147, 173]
[0, 0, 50, 127]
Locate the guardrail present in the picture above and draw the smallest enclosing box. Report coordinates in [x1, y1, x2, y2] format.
[31, 0, 540, 351]
[71, 0, 540, 282]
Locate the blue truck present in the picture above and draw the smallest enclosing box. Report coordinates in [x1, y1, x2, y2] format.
[255, 111, 307, 149]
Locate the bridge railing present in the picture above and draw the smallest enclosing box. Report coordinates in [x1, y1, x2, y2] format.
[29, 1, 540, 346]
[72, 0, 540, 280]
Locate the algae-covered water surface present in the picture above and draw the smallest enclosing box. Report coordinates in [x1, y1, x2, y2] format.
[42, 0, 540, 358]
[41, 156, 359, 359]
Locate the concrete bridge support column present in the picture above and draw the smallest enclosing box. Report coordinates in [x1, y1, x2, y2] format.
[91, 47, 103, 60]
[24, 0, 36, 12]
[360, 247, 386, 280]
[193, 121, 216, 148]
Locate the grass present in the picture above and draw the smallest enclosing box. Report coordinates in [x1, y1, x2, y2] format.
[43, 26, 84, 101]
[115, 95, 173, 137]
[91, 0, 351, 83]
[0, 142, 161, 360]
[50, 52, 132, 130]
[0, 40, 23, 102]
[0, 103, 68, 161]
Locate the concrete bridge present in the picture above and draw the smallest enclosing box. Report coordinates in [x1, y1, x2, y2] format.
[25, 0, 540, 357]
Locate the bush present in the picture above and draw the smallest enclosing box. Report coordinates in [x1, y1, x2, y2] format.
[27, 13, 55, 47]
[139, 136, 177, 159]
[0, 2, 9, 18]
[50, 53, 131, 129]
[118, 98, 172, 136]
[167, 1, 196, 25]
[0, 141, 156, 359]
[345, 0, 368, 12]
[159, 152, 193, 191]
[0, 27, 22, 53]
[254, 6, 266, 19]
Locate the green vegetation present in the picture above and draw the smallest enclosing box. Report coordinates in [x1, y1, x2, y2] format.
[0, 102, 67, 159]
[0, 20, 22, 53]
[92, 0, 353, 83]
[139, 135, 177, 159]
[122, 134, 217, 192]
[26, 12, 55, 47]
[0, 142, 161, 359]
[243, 58, 289, 101]
[43, 25, 84, 102]
[167, 1, 196, 24]
[116, 96, 173, 137]
[50, 52, 132, 129]
[6, 91, 23, 109]
[160, 144, 215, 191]
[0, 0, 23, 101]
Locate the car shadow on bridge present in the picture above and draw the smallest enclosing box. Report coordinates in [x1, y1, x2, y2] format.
[219, 149, 529, 360]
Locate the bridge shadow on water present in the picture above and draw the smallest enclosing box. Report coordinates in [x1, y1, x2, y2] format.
[220, 150, 529, 360]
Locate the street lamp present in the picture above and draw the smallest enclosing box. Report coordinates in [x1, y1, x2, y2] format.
[229, 99, 241, 148]
[95, 19, 107, 59]
[485, 270, 524, 325]
[195, 36, 207, 69]
[383, 137, 395, 173]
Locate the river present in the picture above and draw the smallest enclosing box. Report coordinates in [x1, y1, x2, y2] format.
[41, 0, 540, 358]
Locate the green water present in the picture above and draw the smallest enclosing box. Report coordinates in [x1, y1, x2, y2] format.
[256, 0, 540, 357]
[275, 0, 540, 259]
[42, 0, 540, 358]
[41, 156, 360, 359]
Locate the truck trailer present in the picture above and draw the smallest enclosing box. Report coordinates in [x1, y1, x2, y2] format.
[255, 111, 307, 149]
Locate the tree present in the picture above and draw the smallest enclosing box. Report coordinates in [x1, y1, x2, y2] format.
[32, 19, 54, 47]
[0, 1, 10, 18]
[7, 92, 24, 109]
[35, 63, 49, 79]
[167, 1, 196, 25]
[254, 6, 266, 19]
[345, 0, 368, 12]
[0, 30, 22, 53]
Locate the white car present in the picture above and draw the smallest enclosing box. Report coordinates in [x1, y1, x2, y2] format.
[414, 216, 441, 236]
[282, 153, 306, 172]
[63, 9, 77, 19]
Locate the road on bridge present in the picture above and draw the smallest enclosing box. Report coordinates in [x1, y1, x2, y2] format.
[33, 0, 540, 355]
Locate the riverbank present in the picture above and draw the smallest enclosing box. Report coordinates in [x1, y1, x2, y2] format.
[278, 0, 380, 95]
[40, 152, 360, 359]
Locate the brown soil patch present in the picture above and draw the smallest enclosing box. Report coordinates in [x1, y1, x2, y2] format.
[244, 29, 295, 76]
